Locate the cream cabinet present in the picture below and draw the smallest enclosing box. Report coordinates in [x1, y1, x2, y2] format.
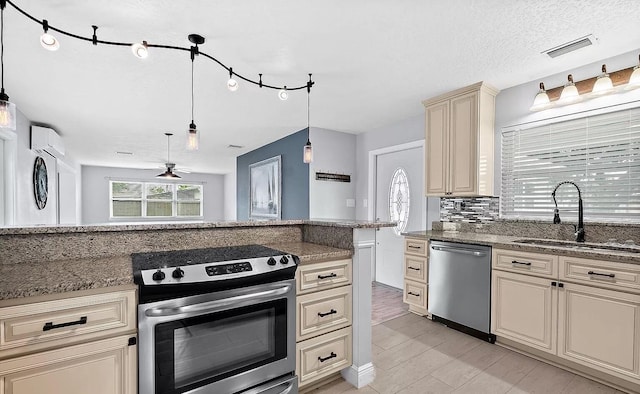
[423, 82, 499, 197]
[403, 237, 429, 316]
[295, 259, 353, 390]
[0, 286, 137, 394]
[491, 248, 640, 390]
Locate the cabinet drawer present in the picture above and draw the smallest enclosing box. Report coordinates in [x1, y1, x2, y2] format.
[296, 259, 351, 295]
[0, 289, 136, 359]
[404, 238, 428, 257]
[403, 280, 427, 310]
[404, 255, 427, 283]
[297, 286, 351, 341]
[296, 326, 352, 389]
[493, 248, 558, 278]
[559, 256, 640, 294]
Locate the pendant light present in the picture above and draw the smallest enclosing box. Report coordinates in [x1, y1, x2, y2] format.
[186, 34, 203, 151]
[591, 64, 613, 95]
[558, 74, 581, 104]
[529, 82, 550, 111]
[303, 74, 313, 164]
[157, 133, 181, 179]
[0, 0, 16, 131]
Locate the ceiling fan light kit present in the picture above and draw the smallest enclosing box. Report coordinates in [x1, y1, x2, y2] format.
[3, 0, 316, 161]
[157, 133, 181, 179]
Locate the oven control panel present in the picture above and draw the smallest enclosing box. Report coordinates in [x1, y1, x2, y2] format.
[138, 254, 296, 285]
[206, 262, 253, 276]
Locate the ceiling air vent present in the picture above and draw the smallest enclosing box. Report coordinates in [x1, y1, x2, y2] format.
[542, 35, 596, 58]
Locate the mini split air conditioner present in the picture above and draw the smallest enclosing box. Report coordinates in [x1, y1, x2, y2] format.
[31, 125, 65, 158]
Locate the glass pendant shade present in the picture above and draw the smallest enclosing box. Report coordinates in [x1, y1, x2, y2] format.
[40, 33, 59, 51]
[303, 141, 313, 164]
[0, 93, 16, 130]
[131, 41, 149, 59]
[530, 82, 550, 111]
[559, 74, 581, 104]
[186, 124, 199, 151]
[591, 65, 613, 95]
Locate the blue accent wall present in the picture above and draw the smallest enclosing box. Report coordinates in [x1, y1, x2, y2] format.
[237, 129, 309, 220]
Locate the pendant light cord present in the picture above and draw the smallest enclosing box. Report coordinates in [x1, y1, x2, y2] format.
[1, 6, 5, 91]
[191, 57, 194, 123]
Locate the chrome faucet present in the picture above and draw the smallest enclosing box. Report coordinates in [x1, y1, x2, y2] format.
[551, 181, 585, 242]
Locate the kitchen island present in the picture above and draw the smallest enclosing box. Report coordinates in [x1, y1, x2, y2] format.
[0, 219, 393, 391]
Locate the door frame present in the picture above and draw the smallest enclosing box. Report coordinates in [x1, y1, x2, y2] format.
[0, 129, 17, 226]
[367, 139, 425, 228]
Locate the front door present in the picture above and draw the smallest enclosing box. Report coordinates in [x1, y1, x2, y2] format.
[374, 146, 424, 289]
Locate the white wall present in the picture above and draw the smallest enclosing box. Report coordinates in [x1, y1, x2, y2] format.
[494, 48, 640, 194]
[309, 127, 357, 220]
[223, 169, 236, 221]
[81, 165, 225, 224]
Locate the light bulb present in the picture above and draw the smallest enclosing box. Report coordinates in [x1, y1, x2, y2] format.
[227, 78, 238, 91]
[592, 64, 613, 95]
[278, 88, 288, 101]
[0, 97, 16, 131]
[40, 32, 59, 51]
[626, 55, 640, 90]
[530, 82, 550, 111]
[303, 142, 313, 163]
[186, 124, 199, 151]
[558, 74, 581, 104]
[131, 41, 149, 59]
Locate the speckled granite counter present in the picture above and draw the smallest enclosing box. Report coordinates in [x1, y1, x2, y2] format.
[404, 230, 640, 265]
[0, 242, 352, 301]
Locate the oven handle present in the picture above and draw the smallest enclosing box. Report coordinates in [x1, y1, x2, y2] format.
[144, 285, 292, 318]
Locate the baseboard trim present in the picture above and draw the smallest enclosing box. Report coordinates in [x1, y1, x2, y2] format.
[341, 363, 376, 388]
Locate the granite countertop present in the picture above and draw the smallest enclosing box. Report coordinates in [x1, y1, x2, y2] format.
[404, 231, 640, 265]
[0, 242, 352, 301]
[0, 219, 395, 236]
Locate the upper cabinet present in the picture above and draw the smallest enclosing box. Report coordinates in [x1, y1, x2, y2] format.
[423, 82, 499, 197]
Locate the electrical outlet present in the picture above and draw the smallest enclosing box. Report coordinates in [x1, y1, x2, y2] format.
[346, 199, 355, 208]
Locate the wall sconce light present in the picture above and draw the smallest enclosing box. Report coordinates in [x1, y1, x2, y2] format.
[531, 54, 640, 111]
[591, 64, 613, 95]
[530, 82, 551, 111]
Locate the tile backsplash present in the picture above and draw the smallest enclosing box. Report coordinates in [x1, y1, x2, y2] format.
[440, 197, 500, 223]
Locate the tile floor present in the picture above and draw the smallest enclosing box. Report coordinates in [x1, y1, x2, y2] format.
[311, 312, 628, 394]
[371, 282, 409, 326]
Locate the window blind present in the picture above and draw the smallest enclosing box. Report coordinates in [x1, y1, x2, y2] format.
[501, 107, 640, 221]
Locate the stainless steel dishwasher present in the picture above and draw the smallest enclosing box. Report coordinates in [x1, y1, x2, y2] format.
[428, 240, 495, 343]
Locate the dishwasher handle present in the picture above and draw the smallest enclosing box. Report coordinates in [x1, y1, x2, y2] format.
[430, 245, 487, 257]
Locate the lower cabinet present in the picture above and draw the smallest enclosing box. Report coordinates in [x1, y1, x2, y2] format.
[295, 259, 353, 390]
[0, 334, 136, 394]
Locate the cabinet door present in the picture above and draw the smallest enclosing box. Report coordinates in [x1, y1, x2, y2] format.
[0, 335, 136, 394]
[449, 91, 478, 195]
[491, 270, 557, 354]
[425, 101, 449, 195]
[558, 282, 640, 381]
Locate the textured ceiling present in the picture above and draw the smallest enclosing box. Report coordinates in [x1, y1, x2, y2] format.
[4, 0, 640, 174]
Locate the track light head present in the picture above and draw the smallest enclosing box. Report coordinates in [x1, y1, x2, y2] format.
[278, 87, 288, 101]
[131, 41, 149, 59]
[227, 67, 238, 91]
[40, 20, 59, 51]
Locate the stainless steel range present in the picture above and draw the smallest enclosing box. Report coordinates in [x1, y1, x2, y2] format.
[133, 246, 298, 394]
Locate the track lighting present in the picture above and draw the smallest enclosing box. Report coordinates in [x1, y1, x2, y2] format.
[278, 87, 288, 101]
[558, 74, 580, 104]
[40, 20, 59, 51]
[627, 55, 640, 90]
[591, 64, 613, 95]
[227, 67, 238, 91]
[530, 82, 550, 111]
[131, 41, 148, 59]
[0, 0, 15, 130]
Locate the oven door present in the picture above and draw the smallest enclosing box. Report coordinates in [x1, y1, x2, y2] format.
[138, 279, 296, 394]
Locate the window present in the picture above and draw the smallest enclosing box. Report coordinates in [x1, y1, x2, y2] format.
[389, 167, 410, 235]
[110, 181, 203, 218]
[501, 106, 640, 221]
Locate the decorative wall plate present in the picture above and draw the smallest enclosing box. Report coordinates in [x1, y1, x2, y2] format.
[33, 156, 48, 210]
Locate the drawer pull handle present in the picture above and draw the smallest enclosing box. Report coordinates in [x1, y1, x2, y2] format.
[317, 273, 337, 280]
[587, 271, 615, 279]
[408, 245, 422, 249]
[511, 260, 532, 266]
[318, 352, 337, 363]
[318, 309, 337, 317]
[43, 316, 87, 332]
[407, 291, 420, 297]
[408, 266, 421, 271]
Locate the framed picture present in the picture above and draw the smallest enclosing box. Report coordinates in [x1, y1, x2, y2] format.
[249, 155, 281, 219]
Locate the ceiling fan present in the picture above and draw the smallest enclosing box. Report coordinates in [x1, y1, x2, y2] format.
[156, 133, 189, 178]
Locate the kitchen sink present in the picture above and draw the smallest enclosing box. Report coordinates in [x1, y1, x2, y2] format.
[512, 239, 640, 254]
